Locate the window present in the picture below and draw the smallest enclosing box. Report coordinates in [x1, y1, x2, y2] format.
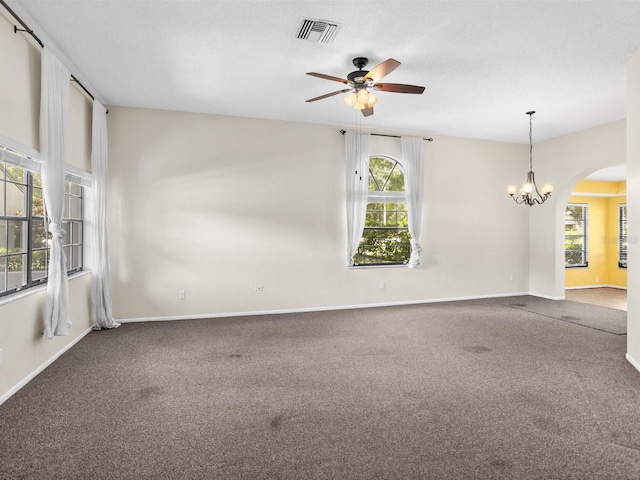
[619, 204, 627, 268]
[565, 204, 588, 267]
[0, 157, 84, 298]
[354, 155, 410, 266]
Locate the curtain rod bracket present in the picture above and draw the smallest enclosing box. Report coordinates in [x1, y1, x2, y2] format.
[14, 25, 33, 34]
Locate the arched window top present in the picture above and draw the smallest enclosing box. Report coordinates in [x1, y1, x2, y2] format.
[369, 155, 404, 192]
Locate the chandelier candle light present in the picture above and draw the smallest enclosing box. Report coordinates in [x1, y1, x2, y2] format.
[508, 111, 553, 206]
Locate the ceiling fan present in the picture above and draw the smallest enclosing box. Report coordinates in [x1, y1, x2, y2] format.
[305, 57, 425, 117]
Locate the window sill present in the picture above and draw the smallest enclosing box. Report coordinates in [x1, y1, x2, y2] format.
[0, 270, 91, 307]
[350, 264, 408, 269]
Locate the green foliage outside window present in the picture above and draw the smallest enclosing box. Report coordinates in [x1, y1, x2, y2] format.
[355, 156, 410, 265]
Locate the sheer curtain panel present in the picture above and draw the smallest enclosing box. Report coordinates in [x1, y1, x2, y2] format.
[401, 136, 425, 268]
[91, 101, 120, 330]
[345, 132, 370, 266]
[40, 47, 71, 338]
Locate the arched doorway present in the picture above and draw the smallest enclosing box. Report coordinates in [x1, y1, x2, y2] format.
[562, 165, 627, 310]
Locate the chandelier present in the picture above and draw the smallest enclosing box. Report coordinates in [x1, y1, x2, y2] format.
[508, 111, 553, 206]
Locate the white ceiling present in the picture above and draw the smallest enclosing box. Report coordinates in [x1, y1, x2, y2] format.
[6, 0, 640, 144]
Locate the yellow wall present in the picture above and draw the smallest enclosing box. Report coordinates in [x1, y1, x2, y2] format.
[565, 180, 627, 288]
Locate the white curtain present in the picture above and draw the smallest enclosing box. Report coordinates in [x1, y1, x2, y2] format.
[345, 131, 370, 266]
[401, 136, 425, 268]
[91, 101, 120, 330]
[40, 47, 71, 338]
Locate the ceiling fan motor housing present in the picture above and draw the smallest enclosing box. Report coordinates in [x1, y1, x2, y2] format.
[348, 57, 370, 83]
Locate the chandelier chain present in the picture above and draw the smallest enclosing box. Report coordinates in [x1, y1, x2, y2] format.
[529, 112, 533, 172]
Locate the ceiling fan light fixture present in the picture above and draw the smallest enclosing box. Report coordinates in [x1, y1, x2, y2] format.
[366, 92, 378, 107]
[343, 92, 357, 106]
[356, 89, 369, 104]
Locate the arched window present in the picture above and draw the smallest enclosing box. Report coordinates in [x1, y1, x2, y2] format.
[354, 155, 410, 265]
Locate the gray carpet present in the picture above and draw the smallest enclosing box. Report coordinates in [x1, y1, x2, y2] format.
[502, 295, 627, 334]
[1, 298, 640, 479]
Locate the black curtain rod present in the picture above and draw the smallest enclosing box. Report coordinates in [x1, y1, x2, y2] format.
[1, 0, 104, 108]
[339, 129, 433, 142]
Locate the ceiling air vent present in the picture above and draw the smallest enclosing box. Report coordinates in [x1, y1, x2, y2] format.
[297, 18, 341, 44]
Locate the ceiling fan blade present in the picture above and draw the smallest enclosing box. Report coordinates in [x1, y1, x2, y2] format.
[306, 72, 349, 84]
[361, 106, 374, 117]
[374, 83, 425, 94]
[364, 58, 401, 82]
[306, 89, 351, 103]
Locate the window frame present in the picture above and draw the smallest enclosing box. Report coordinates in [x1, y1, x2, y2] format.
[353, 155, 410, 267]
[619, 203, 627, 269]
[0, 154, 85, 299]
[564, 203, 589, 268]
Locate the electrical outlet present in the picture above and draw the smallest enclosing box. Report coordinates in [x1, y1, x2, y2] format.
[380, 281, 385, 290]
[178, 290, 186, 300]
[596, 276, 600, 283]
[509, 274, 514, 281]
[255, 285, 264, 292]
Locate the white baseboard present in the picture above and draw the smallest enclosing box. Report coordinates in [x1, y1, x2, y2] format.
[566, 285, 627, 290]
[116, 291, 530, 323]
[528, 292, 565, 300]
[626, 353, 640, 374]
[0, 326, 93, 407]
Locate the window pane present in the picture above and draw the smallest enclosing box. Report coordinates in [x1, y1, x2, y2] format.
[71, 221, 82, 244]
[368, 157, 405, 192]
[71, 246, 82, 270]
[397, 210, 408, 226]
[69, 195, 82, 219]
[369, 157, 393, 191]
[565, 250, 585, 266]
[565, 205, 587, 267]
[32, 249, 48, 280]
[32, 221, 48, 250]
[356, 228, 411, 265]
[63, 195, 70, 218]
[61, 221, 72, 245]
[0, 257, 6, 292]
[33, 172, 42, 188]
[70, 183, 82, 196]
[6, 181, 26, 217]
[7, 220, 27, 252]
[387, 166, 405, 191]
[6, 165, 25, 184]
[0, 181, 5, 216]
[32, 187, 45, 217]
[64, 246, 71, 271]
[620, 205, 627, 267]
[0, 219, 6, 251]
[366, 209, 383, 226]
[7, 254, 27, 290]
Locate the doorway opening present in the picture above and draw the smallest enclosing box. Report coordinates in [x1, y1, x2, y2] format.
[564, 165, 627, 311]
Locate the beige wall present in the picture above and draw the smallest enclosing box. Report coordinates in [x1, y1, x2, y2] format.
[627, 47, 640, 368]
[0, 8, 94, 402]
[0, 274, 93, 399]
[0, 9, 40, 150]
[527, 120, 627, 299]
[107, 106, 530, 320]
